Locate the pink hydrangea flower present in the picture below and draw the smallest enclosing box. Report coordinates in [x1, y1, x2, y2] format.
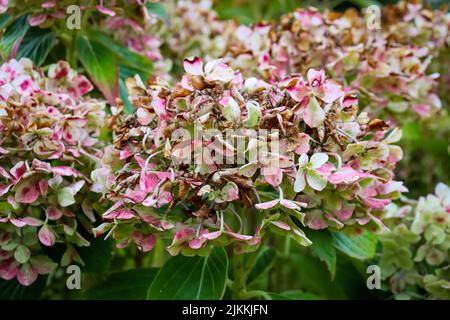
[99, 57, 404, 257]
[0, 59, 108, 286]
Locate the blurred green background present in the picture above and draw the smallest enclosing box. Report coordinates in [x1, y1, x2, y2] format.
[212, 0, 448, 24]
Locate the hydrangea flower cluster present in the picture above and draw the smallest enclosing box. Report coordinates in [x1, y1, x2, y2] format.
[66, 0, 447, 124]
[100, 1, 173, 81]
[0, 58, 107, 286]
[103, 0, 237, 82]
[99, 0, 448, 124]
[380, 183, 450, 300]
[163, 0, 237, 63]
[96, 57, 405, 256]
[220, 1, 449, 122]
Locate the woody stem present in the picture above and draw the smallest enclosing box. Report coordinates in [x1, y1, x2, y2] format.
[231, 250, 246, 300]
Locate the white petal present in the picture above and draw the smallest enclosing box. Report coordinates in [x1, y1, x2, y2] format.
[298, 153, 309, 167]
[310, 152, 329, 169]
[205, 60, 234, 82]
[294, 169, 306, 192]
[303, 96, 325, 128]
[306, 169, 328, 191]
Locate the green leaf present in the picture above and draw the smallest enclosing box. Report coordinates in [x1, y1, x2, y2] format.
[0, 277, 46, 300]
[331, 230, 377, 260]
[91, 31, 152, 75]
[267, 290, 322, 300]
[17, 27, 55, 66]
[247, 246, 276, 285]
[119, 63, 149, 81]
[290, 243, 378, 299]
[0, 13, 12, 29]
[119, 77, 134, 114]
[75, 35, 118, 104]
[145, 2, 168, 20]
[0, 15, 29, 59]
[85, 268, 159, 299]
[147, 247, 228, 300]
[77, 236, 114, 274]
[118, 64, 146, 114]
[346, 0, 381, 8]
[306, 230, 337, 279]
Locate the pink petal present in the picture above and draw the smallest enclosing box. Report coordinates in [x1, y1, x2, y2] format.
[227, 232, 253, 241]
[200, 231, 222, 240]
[362, 197, 391, 209]
[15, 180, 40, 204]
[38, 225, 56, 247]
[10, 161, 27, 181]
[119, 148, 133, 160]
[412, 104, 431, 117]
[28, 13, 47, 26]
[103, 208, 135, 220]
[124, 188, 147, 203]
[17, 263, 38, 286]
[188, 237, 206, 249]
[116, 209, 135, 220]
[116, 239, 130, 249]
[96, 5, 116, 16]
[335, 207, 353, 221]
[377, 181, 408, 195]
[271, 221, 291, 231]
[46, 206, 63, 220]
[137, 108, 153, 126]
[156, 190, 172, 207]
[42, 1, 56, 8]
[294, 133, 310, 155]
[31, 159, 52, 172]
[262, 166, 283, 187]
[324, 213, 344, 228]
[39, 180, 48, 196]
[173, 228, 195, 243]
[0, 261, 20, 281]
[328, 166, 361, 185]
[205, 61, 235, 82]
[316, 163, 335, 176]
[0, 184, 11, 196]
[0, 166, 12, 179]
[305, 211, 328, 230]
[156, 171, 174, 180]
[132, 232, 156, 252]
[280, 199, 301, 210]
[255, 199, 280, 210]
[20, 217, 43, 227]
[142, 196, 158, 207]
[152, 97, 168, 120]
[286, 80, 309, 103]
[102, 201, 123, 218]
[183, 57, 204, 76]
[70, 75, 93, 96]
[307, 69, 324, 87]
[10, 218, 27, 228]
[139, 170, 158, 193]
[322, 80, 343, 103]
[52, 166, 81, 177]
